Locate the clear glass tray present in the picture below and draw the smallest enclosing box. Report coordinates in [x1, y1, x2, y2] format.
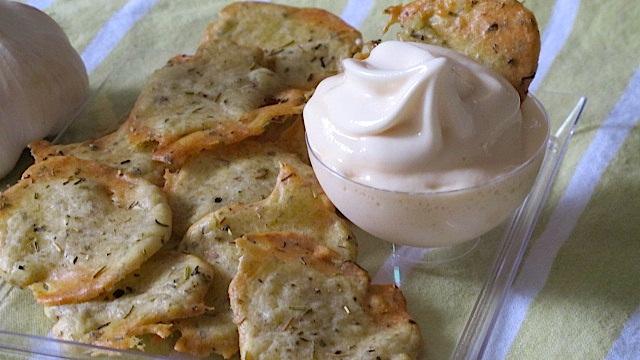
[0, 48, 587, 359]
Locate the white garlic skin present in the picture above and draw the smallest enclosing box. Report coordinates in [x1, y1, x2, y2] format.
[0, 1, 88, 178]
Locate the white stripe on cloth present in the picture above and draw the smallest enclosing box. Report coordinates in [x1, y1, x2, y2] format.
[340, 0, 374, 29]
[484, 68, 640, 359]
[25, 0, 54, 10]
[80, 0, 159, 73]
[372, 0, 581, 287]
[606, 306, 640, 360]
[530, 0, 582, 92]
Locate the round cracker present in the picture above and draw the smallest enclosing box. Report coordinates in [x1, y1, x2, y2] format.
[164, 142, 312, 238]
[45, 251, 214, 350]
[125, 40, 307, 165]
[30, 125, 166, 186]
[175, 163, 356, 358]
[0, 156, 171, 305]
[230, 233, 421, 359]
[205, 1, 362, 90]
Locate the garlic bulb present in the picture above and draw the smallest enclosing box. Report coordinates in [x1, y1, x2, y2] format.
[0, 1, 88, 178]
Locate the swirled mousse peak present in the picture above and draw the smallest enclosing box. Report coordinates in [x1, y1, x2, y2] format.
[304, 40, 526, 192]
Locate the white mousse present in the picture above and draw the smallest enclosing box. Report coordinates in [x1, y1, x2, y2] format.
[305, 41, 526, 192]
[304, 41, 548, 247]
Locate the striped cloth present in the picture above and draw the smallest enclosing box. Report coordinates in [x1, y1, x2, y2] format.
[3, 0, 639, 359]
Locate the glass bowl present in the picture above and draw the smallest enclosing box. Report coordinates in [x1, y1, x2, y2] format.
[306, 96, 550, 248]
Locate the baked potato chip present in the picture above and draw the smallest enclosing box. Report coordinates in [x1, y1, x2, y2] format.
[230, 233, 421, 360]
[174, 310, 239, 359]
[253, 115, 309, 165]
[205, 1, 362, 89]
[126, 40, 306, 165]
[164, 142, 312, 238]
[30, 125, 165, 186]
[385, 0, 540, 99]
[128, 2, 361, 165]
[45, 251, 213, 350]
[0, 156, 171, 305]
[175, 163, 355, 358]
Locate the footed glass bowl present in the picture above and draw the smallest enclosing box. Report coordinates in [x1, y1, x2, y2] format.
[307, 96, 549, 249]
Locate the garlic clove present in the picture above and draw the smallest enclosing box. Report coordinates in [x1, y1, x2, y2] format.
[0, 1, 89, 178]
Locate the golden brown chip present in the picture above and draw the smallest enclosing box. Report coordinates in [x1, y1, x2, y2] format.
[253, 116, 310, 165]
[203, 1, 362, 90]
[164, 142, 313, 238]
[126, 40, 306, 165]
[385, 0, 540, 99]
[45, 251, 214, 350]
[175, 163, 355, 358]
[174, 310, 238, 359]
[0, 156, 171, 305]
[126, 2, 360, 165]
[229, 233, 421, 360]
[29, 125, 166, 186]
[180, 162, 355, 263]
